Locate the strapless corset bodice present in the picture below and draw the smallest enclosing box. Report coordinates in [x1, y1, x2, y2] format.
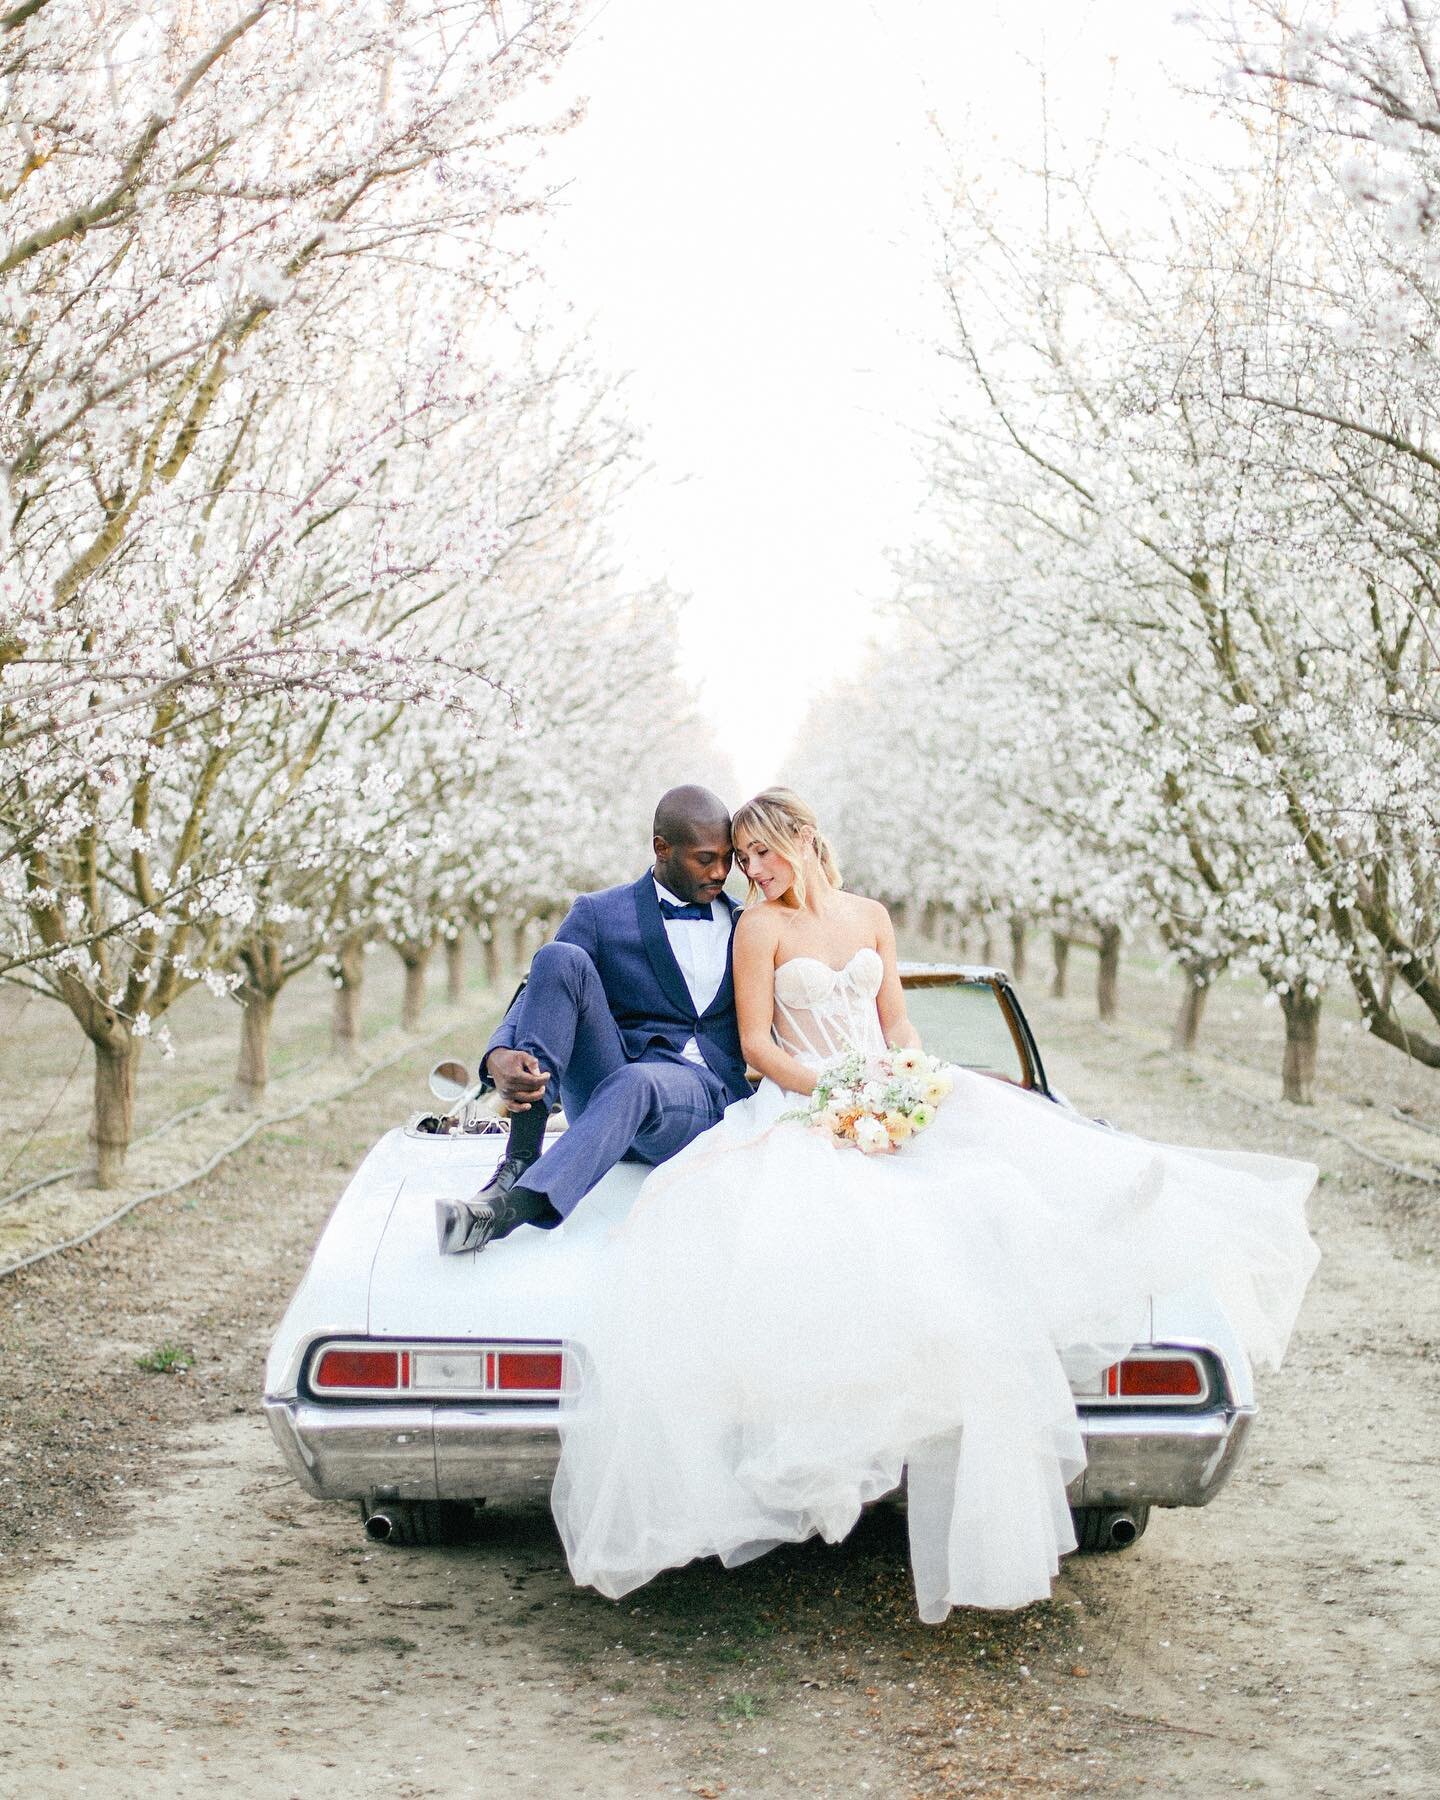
[772, 947, 887, 1064]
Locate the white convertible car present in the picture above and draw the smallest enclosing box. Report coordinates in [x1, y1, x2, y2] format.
[264, 963, 1258, 1555]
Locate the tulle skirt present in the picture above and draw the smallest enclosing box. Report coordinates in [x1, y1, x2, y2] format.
[551, 1069, 1319, 1620]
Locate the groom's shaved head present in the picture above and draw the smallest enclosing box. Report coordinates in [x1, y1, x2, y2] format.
[653, 785, 731, 847]
[653, 786, 733, 905]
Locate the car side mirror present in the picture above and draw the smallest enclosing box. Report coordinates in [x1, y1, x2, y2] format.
[429, 1059, 475, 1104]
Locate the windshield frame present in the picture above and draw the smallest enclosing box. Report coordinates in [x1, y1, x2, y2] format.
[898, 966, 1051, 1096]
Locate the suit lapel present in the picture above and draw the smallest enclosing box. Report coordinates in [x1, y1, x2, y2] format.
[633, 871, 696, 1018]
[701, 893, 741, 1019]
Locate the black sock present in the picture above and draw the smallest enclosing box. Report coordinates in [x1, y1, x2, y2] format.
[490, 1184, 561, 1239]
[505, 1101, 549, 1164]
[509, 1184, 559, 1222]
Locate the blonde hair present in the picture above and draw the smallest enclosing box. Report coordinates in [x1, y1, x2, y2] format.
[731, 788, 843, 907]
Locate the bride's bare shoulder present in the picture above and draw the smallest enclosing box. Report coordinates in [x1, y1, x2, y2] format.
[841, 891, 894, 932]
[734, 900, 785, 947]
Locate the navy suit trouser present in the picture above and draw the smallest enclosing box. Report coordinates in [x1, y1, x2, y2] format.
[504, 940, 728, 1219]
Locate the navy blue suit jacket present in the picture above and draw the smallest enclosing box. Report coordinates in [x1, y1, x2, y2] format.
[485, 873, 750, 1104]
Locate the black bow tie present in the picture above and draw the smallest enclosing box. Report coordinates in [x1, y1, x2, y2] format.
[659, 898, 714, 922]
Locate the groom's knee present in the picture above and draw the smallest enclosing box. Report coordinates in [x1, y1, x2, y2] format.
[528, 939, 597, 995]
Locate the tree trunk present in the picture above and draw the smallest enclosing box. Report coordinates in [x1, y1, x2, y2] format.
[1172, 977, 1209, 1052]
[1008, 918, 1027, 982]
[482, 927, 503, 990]
[1096, 925, 1121, 1023]
[228, 984, 277, 1111]
[444, 932, 465, 1005]
[331, 935, 366, 1062]
[87, 1033, 139, 1190]
[978, 915, 995, 965]
[400, 943, 432, 1031]
[1280, 989, 1322, 1105]
[1051, 932, 1070, 999]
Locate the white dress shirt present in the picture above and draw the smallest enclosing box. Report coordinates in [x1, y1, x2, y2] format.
[653, 878, 731, 1066]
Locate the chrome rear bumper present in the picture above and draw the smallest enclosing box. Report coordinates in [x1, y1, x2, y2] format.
[264, 1399, 560, 1507]
[1072, 1405, 1255, 1507]
[264, 1396, 1257, 1511]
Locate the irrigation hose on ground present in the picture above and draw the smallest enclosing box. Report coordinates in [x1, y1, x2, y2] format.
[0, 1016, 482, 1281]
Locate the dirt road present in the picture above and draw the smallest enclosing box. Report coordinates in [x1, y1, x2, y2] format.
[1034, 1006, 1440, 1799]
[0, 986, 1435, 1797]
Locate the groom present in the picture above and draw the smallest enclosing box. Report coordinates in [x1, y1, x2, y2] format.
[436, 785, 751, 1254]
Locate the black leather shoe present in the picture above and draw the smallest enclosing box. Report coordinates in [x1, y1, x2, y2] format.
[435, 1195, 495, 1255]
[479, 1153, 538, 1209]
[434, 1161, 555, 1256]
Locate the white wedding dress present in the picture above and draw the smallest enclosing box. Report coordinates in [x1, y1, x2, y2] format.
[551, 949, 1319, 1620]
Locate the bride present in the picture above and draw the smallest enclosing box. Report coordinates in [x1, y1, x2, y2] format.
[551, 788, 1320, 1621]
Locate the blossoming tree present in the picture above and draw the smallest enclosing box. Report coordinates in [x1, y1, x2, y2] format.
[0, 0, 595, 1179]
[796, 5, 1439, 1103]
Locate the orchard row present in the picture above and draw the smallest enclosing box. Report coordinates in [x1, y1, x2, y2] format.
[1, 4, 713, 1184]
[795, 4, 1440, 1105]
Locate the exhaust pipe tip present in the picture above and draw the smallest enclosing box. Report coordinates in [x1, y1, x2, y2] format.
[364, 1508, 399, 1543]
[1106, 1511, 1139, 1548]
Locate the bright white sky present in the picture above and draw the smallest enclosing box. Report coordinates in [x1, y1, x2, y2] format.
[538, 1, 1220, 796]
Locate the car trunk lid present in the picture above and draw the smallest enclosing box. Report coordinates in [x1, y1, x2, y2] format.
[366, 1135, 648, 1341]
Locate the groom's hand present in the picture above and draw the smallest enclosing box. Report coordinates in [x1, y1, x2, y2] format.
[488, 1048, 549, 1111]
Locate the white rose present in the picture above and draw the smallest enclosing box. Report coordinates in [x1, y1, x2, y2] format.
[854, 1115, 890, 1154]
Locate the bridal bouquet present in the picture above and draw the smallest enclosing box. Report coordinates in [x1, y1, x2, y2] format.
[784, 1046, 953, 1153]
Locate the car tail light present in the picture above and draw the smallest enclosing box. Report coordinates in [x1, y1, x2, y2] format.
[1097, 1353, 1207, 1402]
[497, 1351, 563, 1391]
[1112, 1357, 1203, 1398]
[314, 1347, 405, 1391]
[306, 1340, 565, 1399]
